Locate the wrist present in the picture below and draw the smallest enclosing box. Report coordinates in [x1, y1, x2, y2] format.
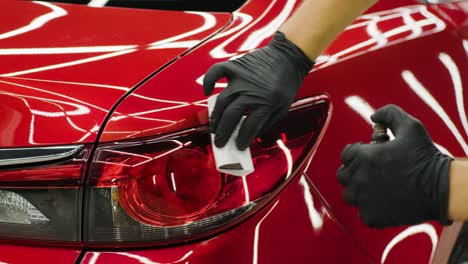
[436, 154, 453, 225]
[449, 159, 468, 221]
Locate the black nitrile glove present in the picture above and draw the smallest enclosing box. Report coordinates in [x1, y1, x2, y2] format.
[203, 31, 314, 150]
[337, 105, 453, 228]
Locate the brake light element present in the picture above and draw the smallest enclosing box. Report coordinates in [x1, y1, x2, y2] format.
[85, 96, 329, 245]
[0, 145, 91, 242]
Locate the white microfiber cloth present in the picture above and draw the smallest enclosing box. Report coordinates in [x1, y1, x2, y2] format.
[208, 95, 254, 177]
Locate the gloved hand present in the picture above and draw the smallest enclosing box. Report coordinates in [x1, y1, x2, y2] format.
[203, 31, 314, 150]
[337, 105, 453, 228]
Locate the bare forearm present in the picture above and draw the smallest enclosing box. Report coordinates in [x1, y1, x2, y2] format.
[449, 159, 468, 220]
[279, 0, 377, 60]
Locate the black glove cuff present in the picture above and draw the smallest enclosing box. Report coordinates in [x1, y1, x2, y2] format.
[270, 31, 315, 76]
[436, 154, 454, 225]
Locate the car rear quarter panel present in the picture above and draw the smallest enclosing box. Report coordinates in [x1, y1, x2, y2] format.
[303, 1, 468, 262]
[0, 244, 80, 264]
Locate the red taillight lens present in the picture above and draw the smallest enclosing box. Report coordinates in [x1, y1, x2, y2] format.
[85, 97, 329, 245]
[0, 146, 91, 243]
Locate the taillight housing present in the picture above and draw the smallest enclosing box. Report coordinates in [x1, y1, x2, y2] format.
[85, 96, 329, 245]
[0, 145, 91, 243]
[0, 96, 329, 246]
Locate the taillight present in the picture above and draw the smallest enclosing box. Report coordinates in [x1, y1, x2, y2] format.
[0, 145, 91, 243]
[85, 96, 329, 245]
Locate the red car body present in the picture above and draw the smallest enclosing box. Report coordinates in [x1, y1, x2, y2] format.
[0, 0, 467, 263]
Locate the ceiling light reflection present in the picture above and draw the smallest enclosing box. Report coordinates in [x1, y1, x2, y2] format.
[209, 0, 278, 59]
[0, 2, 66, 40]
[1, 48, 137, 77]
[439, 53, 468, 136]
[253, 200, 279, 264]
[402, 70, 468, 154]
[149, 12, 216, 48]
[299, 176, 323, 231]
[381, 223, 438, 264]
[276, 139, 292, 178]
[239, 0, 296, 51]
[0, 45, 137, 55]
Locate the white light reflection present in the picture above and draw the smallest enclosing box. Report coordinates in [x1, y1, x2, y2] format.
[239, 0, 296, 51]
[0, 79, 120, 113]
[177, 250, 194, 262]
[111, 104, 189, 121]
[276, 139, 292, 178]
[0, 78, 186, 128]
[242, 176, 250, 203]
[464, 40, 468, 55]
[209, 0, 278, 59]
[196, 74, 227, 89]
[401, 8, 422, 38]
[88, 252, 101, 264]
[344, 96, 395, 140]
[114, 250, 193, 264]
[439, 53, 468, 137]
[381, 223, 438, 264]
[113, 253, 160, 264]
[0, 2, 66, 40]
[88, 0, 109, 7]
[253, 200, 279, 264]
[318, 6, 446, 68]
[97, 140, 184, 168]
[3, 76, 130, 91]
[364, 15, 387, 48]
[299, 176, 323, 231]
[344, 96, 375, 124]
[2, 90, 90, 116]
[170, 172, 177, 192]
[29, 114, 36, 145]
[0, 45, 137, 55]
[402, 70, 468, 154]
[211, 13, 253, 40]
[147, 41, 200, 50]
[149, 12, 216, 48]
[1, 48, 137, 77]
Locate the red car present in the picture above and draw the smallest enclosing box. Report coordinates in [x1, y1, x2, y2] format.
[0, 0, 467, 263]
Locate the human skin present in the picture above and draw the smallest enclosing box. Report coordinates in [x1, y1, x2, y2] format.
[279, 0, 378, 60]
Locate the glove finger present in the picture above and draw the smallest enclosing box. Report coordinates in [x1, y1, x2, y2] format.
[340, 143, 363, 165]
[358, 207, 374, 227]
[370, 104, 412, 137]
[258, 107, 288, 137]
[236, 107, 271, 151]
[203, 62, 231, 96]
[214, 97, 248, 148]
[343, 184, 360, 206]
[336, 159, 360, 186]
[210, 90, 238, 133]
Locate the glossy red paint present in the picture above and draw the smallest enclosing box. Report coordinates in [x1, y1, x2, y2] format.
[99, 0, 468, 262]
[0, 0, 467, 263]
[80, 176, 371, 264]
[303, 4, 468, 263]
[0, 244, 80, 264]
[0, 1, 230, 148]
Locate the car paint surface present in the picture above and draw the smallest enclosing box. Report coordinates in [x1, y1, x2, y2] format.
[0, 1, 230, 148]
[0, 244, 81, 264]
[0, 0, 467, 263]
[98, 0, 468, 262]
